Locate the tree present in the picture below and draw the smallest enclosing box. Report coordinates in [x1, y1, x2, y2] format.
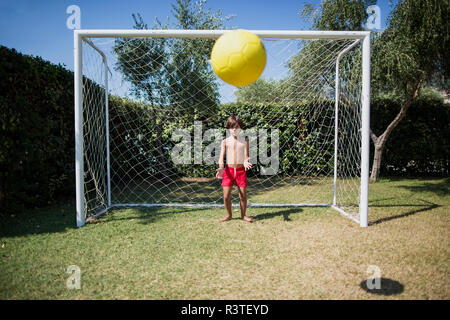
[113, 14, 172, 178]
[114, 14, 170, 106]
[369, 0, 449, 181]
[168, 0, 228, 122]
[301, 0, 449, 181]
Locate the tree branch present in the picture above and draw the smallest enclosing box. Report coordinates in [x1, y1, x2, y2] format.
[380, 81, 422, 141]
[370, 129, 378, 144]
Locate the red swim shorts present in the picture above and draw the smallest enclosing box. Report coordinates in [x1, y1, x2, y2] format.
[221, 166, 248, 187]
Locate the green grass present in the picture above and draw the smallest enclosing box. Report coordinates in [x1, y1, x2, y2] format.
[0, 178, 449, 299]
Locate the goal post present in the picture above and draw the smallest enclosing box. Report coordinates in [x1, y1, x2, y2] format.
[74, 29, 371, 228]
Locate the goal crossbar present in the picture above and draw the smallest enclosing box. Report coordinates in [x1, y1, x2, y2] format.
[75, 29, 370, 40]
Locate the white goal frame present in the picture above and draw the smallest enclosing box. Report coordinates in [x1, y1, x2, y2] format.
[74, 29, 371, 227]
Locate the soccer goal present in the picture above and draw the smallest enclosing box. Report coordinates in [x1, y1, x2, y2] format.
[74, 29, 371, 227]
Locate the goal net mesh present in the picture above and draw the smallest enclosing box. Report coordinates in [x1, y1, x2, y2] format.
[80, 34, 363, 222]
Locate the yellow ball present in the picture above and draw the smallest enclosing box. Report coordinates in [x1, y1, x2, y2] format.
[211, 29, 266, 87]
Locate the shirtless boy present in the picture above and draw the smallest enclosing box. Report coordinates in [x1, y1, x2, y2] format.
[215, 115, 253, 222]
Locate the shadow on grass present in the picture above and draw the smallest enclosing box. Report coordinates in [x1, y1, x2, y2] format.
[360, 278, 404, 296]
[396, 179, 450, 197]
[368, 199, 441, 226]
[253, 208, 303, 221]
[97, 205, 306, 225]
[111, 175, 326, 205]
[0, 203, 214, 238]
[91, 205, 213, 226]
[98, 206, 305, 224]
[0, 203, 76, 238]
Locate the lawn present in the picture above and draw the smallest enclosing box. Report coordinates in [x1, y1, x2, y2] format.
[0, 178, 449, 299]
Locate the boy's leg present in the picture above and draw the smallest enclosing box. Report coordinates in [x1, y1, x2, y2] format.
[221, 186, 233, 221]
[237, 186, 253, 222]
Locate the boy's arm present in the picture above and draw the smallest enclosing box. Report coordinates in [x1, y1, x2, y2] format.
[216, 139, 226, 178]
[245, 139, 250, 162]
[243, 139, 252, 170]
[218, 139, 226, 168]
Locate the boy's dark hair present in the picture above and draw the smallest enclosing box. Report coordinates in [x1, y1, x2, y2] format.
[226, 115, 244, 129]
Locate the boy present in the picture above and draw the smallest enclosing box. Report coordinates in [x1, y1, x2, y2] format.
[215, 115, 253, 222]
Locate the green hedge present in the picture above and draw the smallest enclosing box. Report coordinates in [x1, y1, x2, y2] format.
[0, 46, 75, 214]
[106, 100, 335, 180]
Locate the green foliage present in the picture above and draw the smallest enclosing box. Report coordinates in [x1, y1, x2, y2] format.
[0, 46, 75, 214]
[235, 78, 285, 104]
[372, 0, 449, 97]
[113, 14, 171, 106]
[107, 97, 191, 180]
[168, 0, 230, 121]
[300, 0, 370, 31]
[301, 0, 449, 97]
[371, 88, 449, 176]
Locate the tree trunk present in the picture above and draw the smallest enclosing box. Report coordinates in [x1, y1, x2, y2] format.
[369, 83, 421, 182]
[370, 138, 386, 182]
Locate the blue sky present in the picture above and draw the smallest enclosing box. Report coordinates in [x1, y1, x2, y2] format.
[0, 0, 396, 72]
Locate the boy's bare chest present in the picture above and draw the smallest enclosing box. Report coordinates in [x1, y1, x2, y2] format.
[225, 139, 245, 151]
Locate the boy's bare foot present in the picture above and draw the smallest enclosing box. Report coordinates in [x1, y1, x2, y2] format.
[242, 215, 253, 223]
[220, 216, 232, 222]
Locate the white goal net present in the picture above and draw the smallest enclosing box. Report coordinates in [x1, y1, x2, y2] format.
[74, 30, 371, 227]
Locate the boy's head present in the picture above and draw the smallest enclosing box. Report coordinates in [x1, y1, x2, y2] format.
[226, 115, 244, 129]
[226, 115, 244, 137]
